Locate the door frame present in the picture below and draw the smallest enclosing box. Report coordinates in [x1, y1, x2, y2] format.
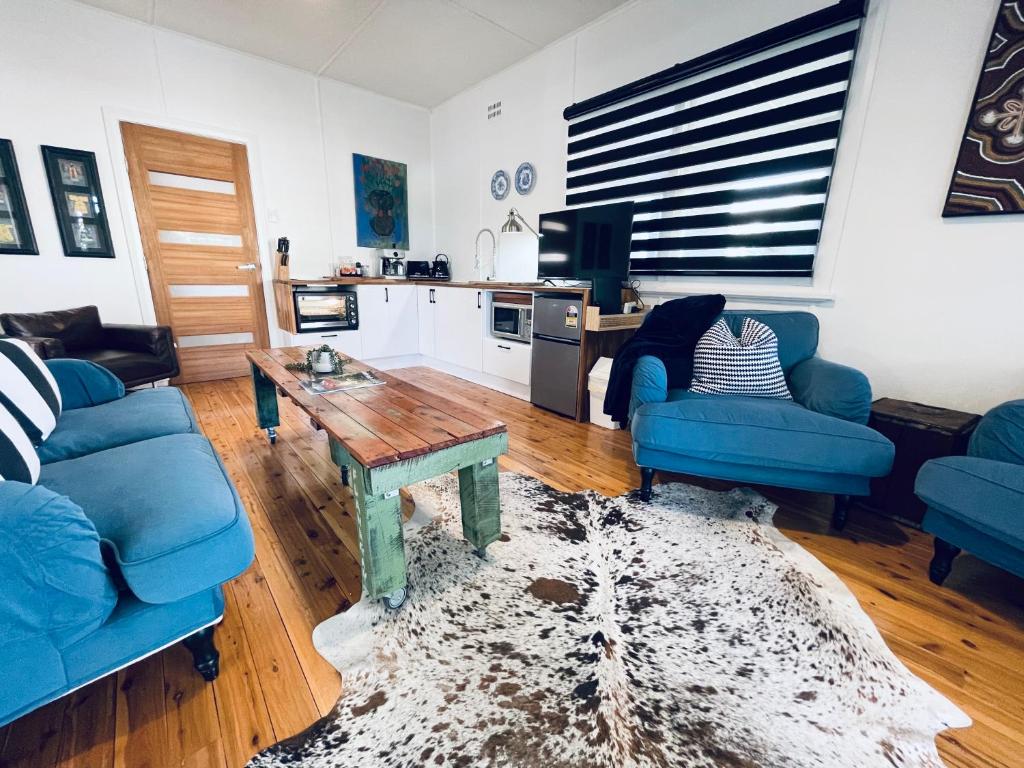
[100, 106, 280, 345]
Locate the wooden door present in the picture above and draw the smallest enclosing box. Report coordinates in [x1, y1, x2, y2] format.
[120, 122, 270, 383]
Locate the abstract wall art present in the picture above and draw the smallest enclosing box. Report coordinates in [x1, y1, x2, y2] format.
[352, 153, 409, 249]
[944, 2, 1024, 216]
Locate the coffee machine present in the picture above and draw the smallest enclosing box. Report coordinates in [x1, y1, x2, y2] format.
[379, 250, 406, 279]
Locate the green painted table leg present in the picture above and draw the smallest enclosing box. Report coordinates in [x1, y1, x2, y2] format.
[328, 436, 350, 488]
[334, 441, 407, 607]
[458, 457, 502, 555]
[250, 362, 280, 444]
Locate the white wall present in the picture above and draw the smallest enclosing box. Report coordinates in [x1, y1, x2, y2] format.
[429, 0, 1024, 414]
[0, 0, 433, 338]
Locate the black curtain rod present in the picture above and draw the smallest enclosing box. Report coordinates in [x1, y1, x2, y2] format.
[563, 0, 868, 121]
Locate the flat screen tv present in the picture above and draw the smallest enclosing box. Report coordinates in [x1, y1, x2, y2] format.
[537, 201, 634, 313]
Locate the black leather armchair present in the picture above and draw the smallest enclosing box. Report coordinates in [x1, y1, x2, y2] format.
[0, 305, 179, 387]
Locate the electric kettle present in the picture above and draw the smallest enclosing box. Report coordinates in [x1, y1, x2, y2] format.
[431, 253, 451, 280]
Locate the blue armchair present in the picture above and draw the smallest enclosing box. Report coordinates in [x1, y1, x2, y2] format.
[629, 311, 895, 528]
[1, 359, 254, 727]
[915, 399, 1024, 585]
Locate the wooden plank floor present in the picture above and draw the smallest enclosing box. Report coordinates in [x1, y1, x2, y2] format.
[2, 368, 1022, 768]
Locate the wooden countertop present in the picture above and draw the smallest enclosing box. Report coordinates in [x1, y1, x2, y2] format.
[276, 277, 590, 294]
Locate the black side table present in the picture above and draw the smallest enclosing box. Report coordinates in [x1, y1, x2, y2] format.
[865, 398, 981, 527]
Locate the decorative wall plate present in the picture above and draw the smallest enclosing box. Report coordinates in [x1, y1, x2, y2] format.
[490, 169, 510, 200]
[514, 162, 536, 195]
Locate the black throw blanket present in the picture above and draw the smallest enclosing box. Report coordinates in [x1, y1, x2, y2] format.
[603, 294, 726, 424]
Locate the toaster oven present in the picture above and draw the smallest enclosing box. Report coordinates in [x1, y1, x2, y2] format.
[292, 285, 359, 332]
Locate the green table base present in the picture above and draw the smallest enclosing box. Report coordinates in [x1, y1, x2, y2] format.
[330, 433, 508, 602]
[250, 363, 507, 604]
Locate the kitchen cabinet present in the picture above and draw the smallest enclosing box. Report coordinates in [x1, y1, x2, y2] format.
[288, 329, 362, 359]
[432, 286, 484, 372]
[483, 337, 531, 385]
[417, 286, 436, 357]
[357, 284, 418, 359]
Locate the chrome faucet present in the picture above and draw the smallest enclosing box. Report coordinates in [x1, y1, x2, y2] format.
[474, 228, 496, 280]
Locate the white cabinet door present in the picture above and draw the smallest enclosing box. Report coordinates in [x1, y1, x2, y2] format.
[434, 287, 483, 371]
[384, 284, 418, 357]
[417, 286, 436, 357]
[357, 284, 418, 359]
[290, 330, 362, 359]
[356, 285, 388, 359]
[482, 337, 531, 385]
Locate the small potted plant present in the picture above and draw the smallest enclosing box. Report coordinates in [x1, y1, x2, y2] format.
[285, 345, 346, 377]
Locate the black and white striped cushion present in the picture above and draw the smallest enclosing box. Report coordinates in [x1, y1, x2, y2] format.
[690, 318, 792, 399]
[0, 338, 62, 443]
[0, 401, 40, 484]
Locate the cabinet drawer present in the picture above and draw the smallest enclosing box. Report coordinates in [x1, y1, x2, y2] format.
[482, 337, 531, 385]
[289, 330, 362, 359]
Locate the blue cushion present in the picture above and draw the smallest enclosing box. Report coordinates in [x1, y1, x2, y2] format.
[788, 357, 873, 424]
[62, 587, 224, 690]
[0, 482, 117, 647]
[44, 358, 124, 410]
[37, 387, 198, 464]
[38, 433, 254, 604]
[969, 399, 1024, 466]
[632, 393, 894, 478]
[632, 446, 872, 496]
[721, 310, 818, 373]
[916, 456, 1024, 548]
[2, 587, 225, 727]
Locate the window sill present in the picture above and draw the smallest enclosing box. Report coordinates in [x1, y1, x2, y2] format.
[634, 280, 835, 306]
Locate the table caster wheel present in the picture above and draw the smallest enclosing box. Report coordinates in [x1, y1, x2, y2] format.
[381, 586, 408, 611]
[267, 427, 278, 445]
[473, 547, 487, 560]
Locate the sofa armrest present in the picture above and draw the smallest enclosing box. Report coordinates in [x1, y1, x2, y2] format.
[630, 355, 669, 421]
[1, 334, 66, 359]
[100, 323, 174, 356]
[789, 356, 872, 424]
[44, 359, 125, 410]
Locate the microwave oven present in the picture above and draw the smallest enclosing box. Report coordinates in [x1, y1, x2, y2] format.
[491, 300, 532, 343]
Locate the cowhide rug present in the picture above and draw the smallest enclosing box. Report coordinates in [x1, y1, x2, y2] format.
[249, 474, 968, 768]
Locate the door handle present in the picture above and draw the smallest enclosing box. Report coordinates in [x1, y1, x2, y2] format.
[385, 286, 389, 303]
[430, 288, 435, 304]
[236, 263, 257, 271]
[477, 291, 482, 309]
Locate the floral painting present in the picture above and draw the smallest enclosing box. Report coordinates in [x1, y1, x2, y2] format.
[943, 2, 1024, 216]
[352, 153, 409, 249]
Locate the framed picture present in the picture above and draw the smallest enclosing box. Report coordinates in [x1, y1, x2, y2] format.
[41, 145, 115, 258]
[352, 153, 409, 250]
[0, 139, 39, 255]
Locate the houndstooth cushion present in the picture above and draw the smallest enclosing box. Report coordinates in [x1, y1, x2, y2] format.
[689, 317, 792, 399]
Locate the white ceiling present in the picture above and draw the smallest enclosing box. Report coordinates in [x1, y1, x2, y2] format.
[74, 0, 632, 107]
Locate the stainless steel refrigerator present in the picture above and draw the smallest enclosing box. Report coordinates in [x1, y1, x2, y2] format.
[530, 294, 583, 418]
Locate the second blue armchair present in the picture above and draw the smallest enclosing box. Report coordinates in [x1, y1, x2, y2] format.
[629, 311, 895, 527]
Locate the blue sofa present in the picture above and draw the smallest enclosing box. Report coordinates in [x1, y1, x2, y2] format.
[629, 310, 895, 527]
[915, 399, 1024, 585]
[0, 359, 254, 727]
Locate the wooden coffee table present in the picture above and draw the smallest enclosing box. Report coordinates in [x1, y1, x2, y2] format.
[245, 347, 508, 609]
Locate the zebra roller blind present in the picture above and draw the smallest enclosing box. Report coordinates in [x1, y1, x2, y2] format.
[563, 0, 866, 277]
